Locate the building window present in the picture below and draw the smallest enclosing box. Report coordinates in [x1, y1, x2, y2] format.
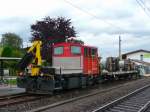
[71, 46, 81, 54]
[54, 46, 63, 55]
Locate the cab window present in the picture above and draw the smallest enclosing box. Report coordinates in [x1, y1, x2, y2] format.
[88, 48, 91, 56]
[91, 48, 96, 56]
[71, 46, 81, 54]
[84, 48, 88, 56]
[54, 46, 63, 55]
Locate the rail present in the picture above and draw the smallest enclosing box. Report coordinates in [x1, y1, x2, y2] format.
[92, 84, 150, 112]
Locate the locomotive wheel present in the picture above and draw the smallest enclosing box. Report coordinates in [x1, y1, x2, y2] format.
[126, 74, 131, 80]
[25, 88, 32, 93]
[114, 76, 119, 80]
[87, 78, 94, 86]
[88, 81, 93, 86]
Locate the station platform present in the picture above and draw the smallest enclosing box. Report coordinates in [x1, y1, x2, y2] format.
[144, 74, 150, 77]
[0, 85, 25, 97]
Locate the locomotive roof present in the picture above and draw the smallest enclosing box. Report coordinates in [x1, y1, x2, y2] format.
[54, 42, 97, 49]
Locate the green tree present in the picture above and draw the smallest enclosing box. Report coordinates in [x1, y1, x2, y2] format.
[1, 33, 23, 48]
[1, 46, 25, 76]
[0, 33, 24, 76]
[31, 16, 76, 43]
[1, 45, 24, 58]
[31, 17, 76, 64]
[1, 46, 13, 57]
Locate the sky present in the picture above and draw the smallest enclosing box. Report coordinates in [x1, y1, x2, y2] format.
[0, 0, 150, 58]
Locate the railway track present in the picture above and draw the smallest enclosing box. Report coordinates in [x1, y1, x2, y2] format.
[0, 93, 27, 101]
[26, 79, 145, 112]
[1, 78, 150, 112]
[92, 84, 150, 112]
[0, 80, 133, 111]
[143, 102, 150, 112]
[0, 93, 45, 108]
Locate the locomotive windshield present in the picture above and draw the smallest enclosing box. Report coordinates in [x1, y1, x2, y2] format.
[71, 46, 81, 54]
[54, 46, 64, 55]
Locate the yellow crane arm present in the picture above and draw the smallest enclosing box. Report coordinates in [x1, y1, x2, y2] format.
[27, 41, 42, 76]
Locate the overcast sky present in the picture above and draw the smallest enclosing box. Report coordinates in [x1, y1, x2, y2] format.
[0, 0, 150, 58]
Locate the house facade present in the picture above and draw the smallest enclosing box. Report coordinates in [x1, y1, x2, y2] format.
[122, 49, 150, 63]
[122, 49, 150, 74]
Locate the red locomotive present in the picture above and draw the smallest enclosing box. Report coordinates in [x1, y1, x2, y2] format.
[17, 39, 138, 94]
[17, 40, 101, 94]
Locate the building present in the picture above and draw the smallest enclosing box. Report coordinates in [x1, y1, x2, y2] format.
[122, 49, 150, 63]
[122, 49, 150, 74]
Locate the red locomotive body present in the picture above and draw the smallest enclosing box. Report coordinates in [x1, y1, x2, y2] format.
[53, 42, 100, 77]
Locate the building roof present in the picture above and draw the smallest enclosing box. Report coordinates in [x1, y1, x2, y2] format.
[123, 49, 150, 56]
[0, 57, 21, 60]
[131, 59, 150, 66]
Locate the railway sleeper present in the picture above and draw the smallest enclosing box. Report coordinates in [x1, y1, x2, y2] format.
[113, 106, 139, 111]
[117, 105, 140, 110]
[124, 101, 148, 105]
[118, 104, 143, 108]
[108, 107, 138, 112]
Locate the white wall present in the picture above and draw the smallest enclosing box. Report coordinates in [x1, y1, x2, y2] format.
[126, 51, 150, 63]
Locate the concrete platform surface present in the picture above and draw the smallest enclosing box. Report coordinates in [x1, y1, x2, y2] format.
[144, 74, 150, 76]
[0, 85, 25, 97]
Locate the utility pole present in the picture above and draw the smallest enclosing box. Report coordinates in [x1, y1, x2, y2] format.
[119, 35, 122, 61]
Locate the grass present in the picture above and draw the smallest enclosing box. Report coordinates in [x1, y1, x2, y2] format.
[2, 78, 17, 85]
[8, 79, 17, 85]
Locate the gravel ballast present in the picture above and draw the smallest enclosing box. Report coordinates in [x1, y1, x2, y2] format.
[43, 77, 150, 112]
[1, 77, 150, 112]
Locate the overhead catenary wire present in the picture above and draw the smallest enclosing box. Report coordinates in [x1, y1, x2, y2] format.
[140, 0, 150, 16]
[139, 0, 150, 14]
[135, 0, 150, 18]
[63, 0, 127, 58]
[63, 0, 126, 34]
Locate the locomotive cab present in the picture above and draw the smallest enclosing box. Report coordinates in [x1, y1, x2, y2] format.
[52, 42, 100, 89]
[53, 42, 100, 76]
[53, 42, 83, 75]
